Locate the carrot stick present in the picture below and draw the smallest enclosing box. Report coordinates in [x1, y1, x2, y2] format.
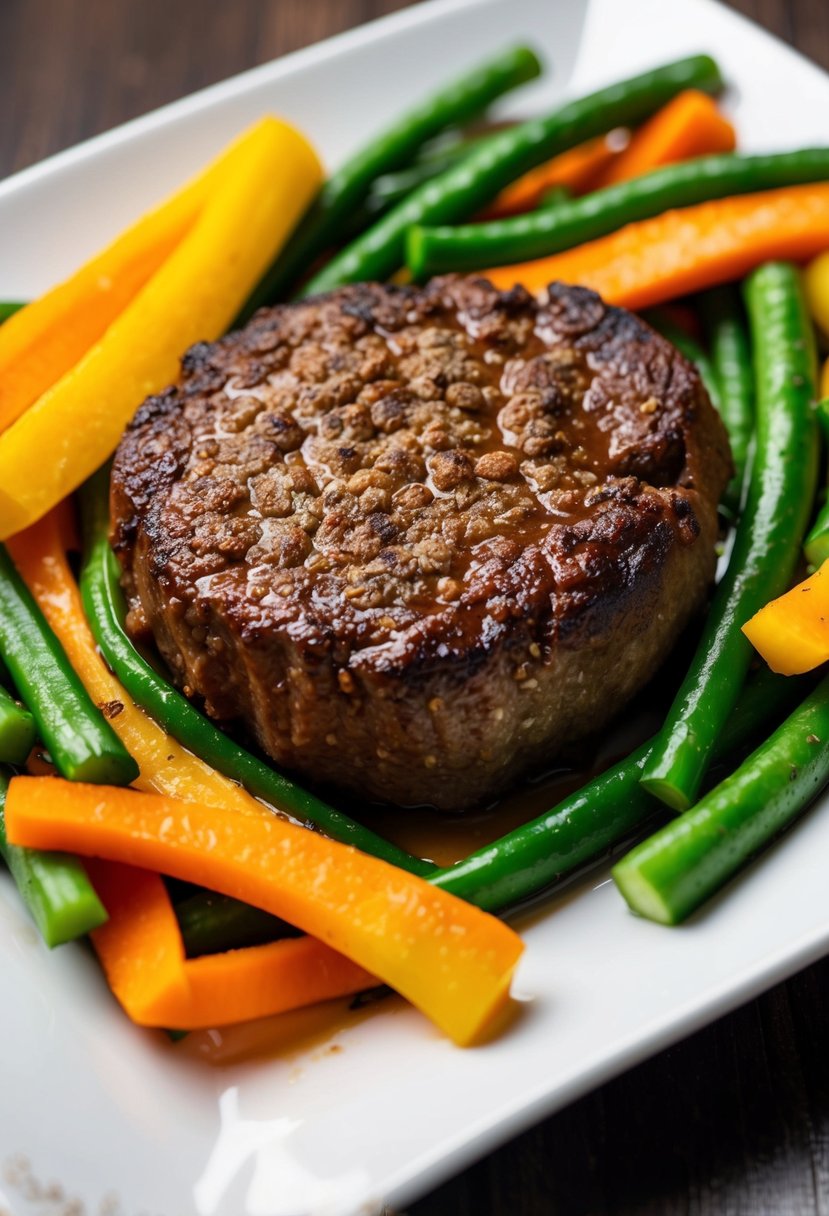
[484, 183, 829, 310]
[7, 513, 263, 814]
[87, 860, 371, 1028]
[482, 136, 618, 217]
[5, 778, 524, 1045]
[85, 861, 189, 1023]
[592, 89, 735, 188]
[0, 118, 322, 540]
[0, 130, 245, 435]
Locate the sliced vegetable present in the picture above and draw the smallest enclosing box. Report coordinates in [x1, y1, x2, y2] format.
[640, 263, 819, 811]
[305, 54, 724, 293]
[87, 861, 370, 1028]
[78, 472, 430, 873]
[0, 681, 35, 766]
[366, 139, 482, 216]
[236, 45, 542, 315]
[482, 136, 618, 218]
[0, 774, 107, 947]
[407, 151, 829, 279]
[805, 408, 829, 567]
[5, 779, 524, 1045]
[483, 183, 829, 309]
[0, 151, 214, 434]
[743, 561, 829, 674]
[592, 88, 735, 187]
[613, 674, 829, 925]
[0, 543, 137, 784]
[0, 117, 322, 539]
[700, 286, 755, 517]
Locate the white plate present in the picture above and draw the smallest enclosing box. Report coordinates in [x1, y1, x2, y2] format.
[1, 2, 829, 1213]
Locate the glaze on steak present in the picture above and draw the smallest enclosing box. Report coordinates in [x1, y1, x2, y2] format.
[111, 277, 731, 811]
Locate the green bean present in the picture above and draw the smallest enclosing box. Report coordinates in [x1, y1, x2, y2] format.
[816, 397, 829, 446]
[405, 148, 829, 277]
[0, 302, 24, 324]
[640, 263, 820, 812]
[365, 136, 486, 215]
[234, 45, 542, 319]
[701, 286, 755, 519]
[614, 674, 829, 924]
[366, 128, 519, 215]
[306, 54, 723, 294]
[0, 681, 36, 765]
[78, 469, 432, 876]
[0, 772, 107, 946]
[176, 891, 301, 958]
[803, 398, 829, 566]
[0, 545, 138, 785]
[429, 665, 806, 913]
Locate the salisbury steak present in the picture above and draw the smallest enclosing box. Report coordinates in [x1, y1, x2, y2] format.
[112, 277, 730, 811]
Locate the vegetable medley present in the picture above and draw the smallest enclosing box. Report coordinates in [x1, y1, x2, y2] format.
[1, 43, 829, 1044]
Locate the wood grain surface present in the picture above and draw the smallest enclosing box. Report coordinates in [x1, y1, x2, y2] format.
[1, 2, 828, 1214]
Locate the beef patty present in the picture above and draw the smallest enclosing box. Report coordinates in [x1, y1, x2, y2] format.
[112, 277, 731, 811]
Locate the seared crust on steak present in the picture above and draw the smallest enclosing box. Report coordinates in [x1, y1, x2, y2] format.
[112, 277, 731, 811]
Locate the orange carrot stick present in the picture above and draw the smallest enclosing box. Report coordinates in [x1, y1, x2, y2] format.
[5, 778, 524, 1046]
[484, 183, 829, 311]
[592, 89, 735, 188]
[87, 860, 371, 1028]
[483, 136, 618, 217]
[7, 512, 264, 813]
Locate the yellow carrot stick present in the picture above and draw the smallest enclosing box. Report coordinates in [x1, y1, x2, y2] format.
[0, 116, 322, 538]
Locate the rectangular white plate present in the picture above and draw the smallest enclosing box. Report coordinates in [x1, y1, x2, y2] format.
[2, 2, 829, 1214]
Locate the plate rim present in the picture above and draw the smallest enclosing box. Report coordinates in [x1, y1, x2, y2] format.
[2, 2, 829, 1214]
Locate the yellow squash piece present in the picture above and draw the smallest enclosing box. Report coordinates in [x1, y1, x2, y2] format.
[742, 561, 829, 675]
[0, 116, 322, 538]
[805, 250, 829, 342]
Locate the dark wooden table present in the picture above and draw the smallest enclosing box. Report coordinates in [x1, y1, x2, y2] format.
[2, 2, 828, 1213]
